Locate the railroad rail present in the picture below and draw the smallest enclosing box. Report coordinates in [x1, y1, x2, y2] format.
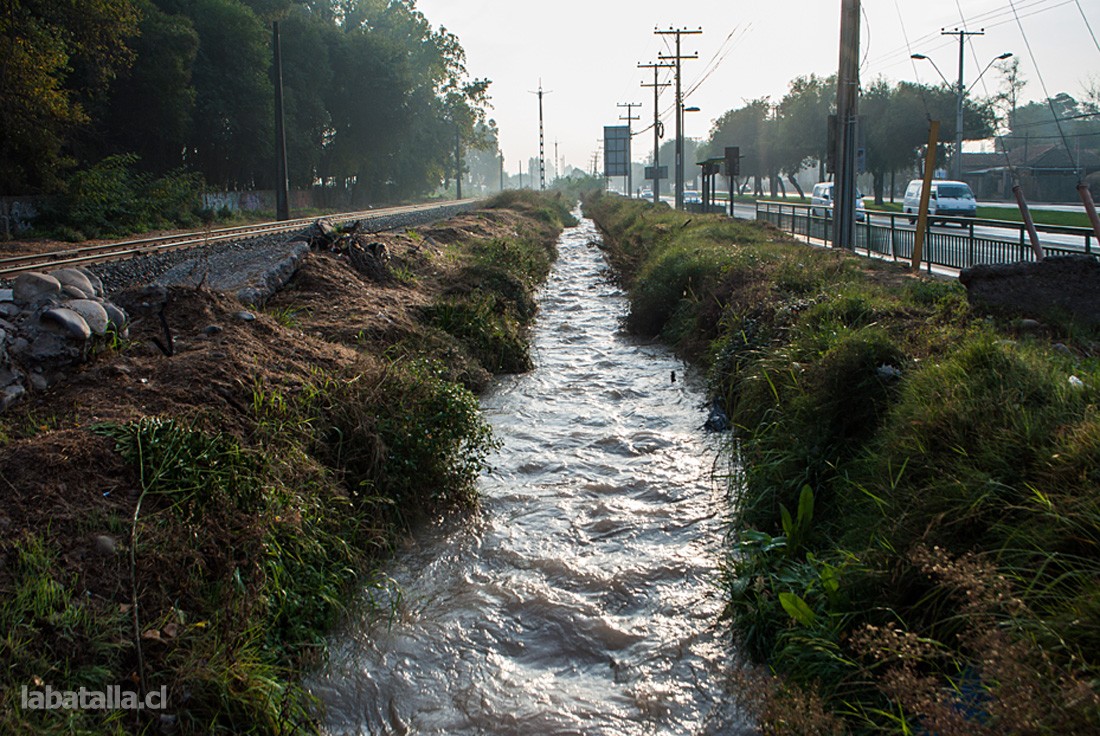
[0, 199, 477, 279]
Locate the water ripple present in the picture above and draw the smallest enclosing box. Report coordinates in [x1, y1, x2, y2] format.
[309, 215, 750, 735]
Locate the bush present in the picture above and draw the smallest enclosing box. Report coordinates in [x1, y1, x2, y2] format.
[41, 154, 204, 239]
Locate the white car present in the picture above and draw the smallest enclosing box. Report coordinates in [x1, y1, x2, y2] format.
[810, 182, 866, 221]
[903, 179, 977, 225]
[809, 181, 866, 221]
[683, 190, 702, 205]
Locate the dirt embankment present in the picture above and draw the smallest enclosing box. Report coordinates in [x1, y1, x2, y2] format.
[0, 191, 575, 734]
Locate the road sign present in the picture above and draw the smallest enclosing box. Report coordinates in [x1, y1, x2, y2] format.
[724, 147, 740, 177]
[644, 165, 668, 180]
[604, 126, 630, 177]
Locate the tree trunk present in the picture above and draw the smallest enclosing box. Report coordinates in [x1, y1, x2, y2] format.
[787, 174, 805, 198]
[873, 171, 884, 205]
[890, 170, 896, 203]
[777, 175, 786, 197]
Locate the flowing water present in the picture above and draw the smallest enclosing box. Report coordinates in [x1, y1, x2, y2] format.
[309, 216, 750, 735]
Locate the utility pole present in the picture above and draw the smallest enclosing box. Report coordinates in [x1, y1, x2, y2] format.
[454, 125, 462, 199]
[657, 27, 701, 210]
[530, 81, 552, 190]
[942, 27, 984, 180]
[554, 139, 560, 182]
[833, 0, 860, 249]
[617, 102, 641, 197]
[639, 62, 674, 205]
[272, 21, 289, 221]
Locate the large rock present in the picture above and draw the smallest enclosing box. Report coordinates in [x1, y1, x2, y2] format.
[40, 307, 92, 341]
[63, 299, 110, 336]
[12, 272, 61, 306]
[959, 255, 1100, 326]
[52, 269, 97, 299]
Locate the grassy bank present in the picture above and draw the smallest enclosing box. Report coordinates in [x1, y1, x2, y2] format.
[584, 191, 1100, 734]
[0, 190, 575, 734]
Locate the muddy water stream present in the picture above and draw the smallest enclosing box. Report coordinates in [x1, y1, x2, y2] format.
[309, 216, 749, 734]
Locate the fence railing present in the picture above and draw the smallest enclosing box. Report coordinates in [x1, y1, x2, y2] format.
[754, 200, 1097, 272]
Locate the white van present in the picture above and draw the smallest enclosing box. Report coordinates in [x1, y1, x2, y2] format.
[810, 182, 866, 221]
[903, 179, 977, 224]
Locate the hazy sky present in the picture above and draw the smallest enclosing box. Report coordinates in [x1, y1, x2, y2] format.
[412, 0, 1098, 175]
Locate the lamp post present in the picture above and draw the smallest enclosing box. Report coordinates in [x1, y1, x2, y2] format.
[913, 46, 1012, 180]
[681, 105, 700, 203]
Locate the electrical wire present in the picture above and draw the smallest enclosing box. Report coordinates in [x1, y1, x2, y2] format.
[1008, 0, 1078, 174]
[867, 0, 1067, 73]
[1074, 0, 1100, 56]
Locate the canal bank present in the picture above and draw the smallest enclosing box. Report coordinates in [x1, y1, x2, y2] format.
[585, 192, 1100, 734]
[0, 191, 575, 734]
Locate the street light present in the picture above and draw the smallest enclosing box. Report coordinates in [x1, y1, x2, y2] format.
[912, 50, 1012, 180]
[679, 105, 700, 207]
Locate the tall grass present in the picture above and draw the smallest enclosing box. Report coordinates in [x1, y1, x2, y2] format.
[586, 191, 1100, 733]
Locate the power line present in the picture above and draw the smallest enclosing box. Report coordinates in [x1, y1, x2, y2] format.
[1075, 0, 1100, 56]
[1008, 0, 1077, 175]
[868, 0, 1066, 72]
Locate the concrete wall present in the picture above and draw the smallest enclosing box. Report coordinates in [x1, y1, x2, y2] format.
[1, 197, 41, 238]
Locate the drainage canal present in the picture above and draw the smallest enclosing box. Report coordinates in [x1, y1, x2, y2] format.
[309, 215, 749, 734]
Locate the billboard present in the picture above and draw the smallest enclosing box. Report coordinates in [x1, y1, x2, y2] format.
[603, 126, 630, 177]
[644, 165, 668, 181]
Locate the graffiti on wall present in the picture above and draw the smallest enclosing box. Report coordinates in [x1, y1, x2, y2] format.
[1, 198, 39, 238]
[202, 191, 276, 213]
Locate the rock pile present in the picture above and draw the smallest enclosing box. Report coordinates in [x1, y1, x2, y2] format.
[0, 268, 128, 411]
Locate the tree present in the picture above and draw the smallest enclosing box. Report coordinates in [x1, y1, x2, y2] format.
[185, 0, 274, 189]
[774, 74, 834, 194]
[0, 0, 140, 193]
[704, 99, 770, 195]
[100, 1, 199, 175]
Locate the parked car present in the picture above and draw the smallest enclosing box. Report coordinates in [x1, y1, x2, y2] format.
[810, 182, 866, 221]
[639, 187, 653, 199]
[683, 189, 702, 205]
[903, 179, 976, 225]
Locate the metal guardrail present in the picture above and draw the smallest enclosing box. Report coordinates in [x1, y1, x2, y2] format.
[754, 200, 1097, 272]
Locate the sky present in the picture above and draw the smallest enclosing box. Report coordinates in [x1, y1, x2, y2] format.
[412, 0, 1099, 175]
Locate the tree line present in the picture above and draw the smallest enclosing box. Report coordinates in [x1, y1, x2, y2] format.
[0, 0, 493, 204]
[684, 67, 1098, 203]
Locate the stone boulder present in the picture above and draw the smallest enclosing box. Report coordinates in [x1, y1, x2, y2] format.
[0, 267, 130, 413]
[12, 272, 61, 307]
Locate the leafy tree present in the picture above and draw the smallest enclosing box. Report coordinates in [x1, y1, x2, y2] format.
[704, 99, 770, 195]
[0, 0, 140, 193]
[185, 0, 274, 189]
[774, 74, 834, 195]
[100, 1, 199, 174]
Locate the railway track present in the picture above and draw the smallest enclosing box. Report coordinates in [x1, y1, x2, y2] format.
[0, 199, 477, 280]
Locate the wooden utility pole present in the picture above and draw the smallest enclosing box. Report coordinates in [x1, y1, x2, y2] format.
[639, 62, 673, 205]
[832, 0, 860, 249]
[657, 27, 701, 210]
[617, 102, 641, 196]
[272, 21, 289, 221]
